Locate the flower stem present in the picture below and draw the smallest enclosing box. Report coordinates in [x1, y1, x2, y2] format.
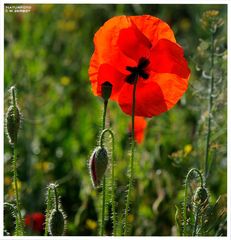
[124, 76, 138, 236]
[13, 146, 22, 235]
[53, 185, 59, 211]
[44, 187, 53, 236]
[204, 32, 215, 181]
[12, 89, 23, 235]
[192, 205, 200, 236]
[100, 100, 108, 236]
[183, 168, 203, 236]
[100, 129, 116, 235]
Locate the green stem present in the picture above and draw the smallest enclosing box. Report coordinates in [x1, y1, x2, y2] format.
[100, 177, 106, 236]
[204, 32, 215, 181]
[13, 147, 24, 235]
[102, 100, 108, 130]
[192, 205, 200, 236]
[100, 100, 108, 236]
[183, 168, 203, 236]
[44, 187, 52, 236]
[124, 77, 138, 236]
[12, 88, 23, 235]
[100, 129, 116, 235]
[53, 185, 59, 211]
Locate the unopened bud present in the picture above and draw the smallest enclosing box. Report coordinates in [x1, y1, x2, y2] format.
[89, 146, 108, 188]
[49, 209, 65, 236]
[6, 105, 21, 145]
[101, 81, 112, 101]
[194, 187, 208, 206]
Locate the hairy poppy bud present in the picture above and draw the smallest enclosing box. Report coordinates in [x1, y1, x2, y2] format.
[89, 146, 108, 188]
[101, 81, 112, 101]
[6, 105, 21, 145]
[193, 187, 208, 206]
[49, 209, 65, 236]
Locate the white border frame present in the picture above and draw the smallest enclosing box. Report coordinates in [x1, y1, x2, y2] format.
[0, 1, 230, 239]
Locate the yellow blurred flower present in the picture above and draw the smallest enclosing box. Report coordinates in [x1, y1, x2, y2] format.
[170, 145, 193, 163]
[57, 20, 76, 32]
[201, 10, 224, 30]
[86, 219, 97, 230]
[60, 76, 71, 86]
[205, 10, 219, 18]
[41, 4, 53, 12]
[64, 6, 76, 18]
[64, 6, 84, 19]
[4, 176, 11, 185]
[7, 188, 14, 198]
[13, 180, 21, 191]
[184, 144, 193, 156]
[180, 18, 191, 32]
[34, 161, 53, 172]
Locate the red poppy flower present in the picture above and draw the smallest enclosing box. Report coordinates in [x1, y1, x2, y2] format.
[89, 15, 190, 117]
[129, 116, 147, 144]
[25, 212, 45, 233]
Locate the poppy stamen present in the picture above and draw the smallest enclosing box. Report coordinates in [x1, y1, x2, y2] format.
[125, 57, 150, 84]
[138, 57, 150, 69]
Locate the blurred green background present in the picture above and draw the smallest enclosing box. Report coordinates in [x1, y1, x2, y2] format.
[4, 4, 227, 236]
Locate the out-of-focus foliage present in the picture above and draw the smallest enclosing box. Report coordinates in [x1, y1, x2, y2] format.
[175, 9, 227, 236]
[4, 4, 227, 236]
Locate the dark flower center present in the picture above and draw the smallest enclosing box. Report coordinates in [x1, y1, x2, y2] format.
[125, 57, 150, 84]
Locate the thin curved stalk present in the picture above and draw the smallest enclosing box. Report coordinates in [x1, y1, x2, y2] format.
[12, 89, 23, 235]
[53, 185, 59, 211]
[124, 76, 138, 236]
[44, 187, 53, 236]
[204, 32, 215, 180]
[192, 205, 200, 236]
[100, 129, 116, 235]
[183, 168, 203, 236]
[99, 100, 108, 236]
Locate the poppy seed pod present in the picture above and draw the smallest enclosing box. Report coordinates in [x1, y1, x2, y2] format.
[6, 105, 21, 145]
[89, 146, 109, 188]
[101, 81, 113, 101]
[193, 187, 208, 207]
[48, 209, 65, 236]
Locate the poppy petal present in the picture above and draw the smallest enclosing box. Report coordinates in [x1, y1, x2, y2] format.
[89, 16, 136, 77]
[149, 39, 190, 78]
[96, 64, 125, 100]
[150, 71, 189, 110]
[118, 78, 168, 117]
[117, 25, 152, 62]
[130, 15, 176, 45]
[129, 116, 147, 144]
[89, 16, 137, 97]
[89, 15, 190, 116]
